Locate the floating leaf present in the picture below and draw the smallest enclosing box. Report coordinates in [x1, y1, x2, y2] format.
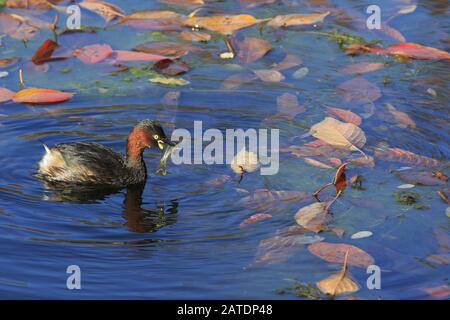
[333, 162, 348, 194]
[326, 107, 362, 126]
[295, 202, 330, 233]
[267, 11, 330, 28]
[351, 43, 450, 60]
[304, 157, 341, 169]
[237, 37, 272, 64]
[240, 213, 272, 228]
[31, 39, 66, 65]
[79, 0, 125, 22]
[310, 117, 366, 153]
[0, 12, 40, 41]
[122, 10, 185, 30]
[0, 87, 15, 103]
[153, 59, 190, 76]
[337, 76, 381, 103]
[316, 251, 359, 296]
[308, 242, 375, 268]
[12, 88, 73, 104]
[160, 0, 204, 6]
[398, 4, 417, 15]
[184, 14, 267, 34]
[134, 40, 199, 57]
[149, 76, 189, 86]
[113, 50, 171, 62]
[385, 103, 416, 128]
[423, 285, 450, 299]
[339, 61, 384, 74]
[73, 44, 114, 64]
[374, 147, 439, 167]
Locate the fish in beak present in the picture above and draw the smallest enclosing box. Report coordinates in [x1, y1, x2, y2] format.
[157, 138, 177, 150]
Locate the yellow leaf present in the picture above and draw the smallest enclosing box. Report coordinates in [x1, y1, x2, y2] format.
[149, 76, 189, 86]
[184, 14, 268, 34]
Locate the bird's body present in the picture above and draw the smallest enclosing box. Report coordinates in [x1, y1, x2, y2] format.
[37, 120, 173, 187]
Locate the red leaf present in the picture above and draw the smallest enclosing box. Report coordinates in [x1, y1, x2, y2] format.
[0, 87, 15, 103]
[374, 147, 439, 167]
[73, 44, 114, 64]
[308, 242, 375, 268]
[333, 162, 348, 193]
[31, 39, 66, 65]
[12, 88, 73, 104]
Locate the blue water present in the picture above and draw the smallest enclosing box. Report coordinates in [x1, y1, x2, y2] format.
[0, 0, 449, 299]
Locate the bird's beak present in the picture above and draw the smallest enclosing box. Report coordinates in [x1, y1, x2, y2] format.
[157, 138, 176, 150]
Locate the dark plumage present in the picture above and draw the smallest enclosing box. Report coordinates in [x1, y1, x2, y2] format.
[37, 120, 174, 187]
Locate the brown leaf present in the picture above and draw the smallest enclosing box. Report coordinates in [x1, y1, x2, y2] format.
[308, 242, 375, 268]
[304, 157, 341, 169]
[295, 202, 330, 233]
[133, 41, 199, 57]
[5, 0, 59, 10]
[339, 62, 384, 74]
[267, 11, 330, 28]
[184, 14, 267, 34]
[326, 107, 362, 126]
[236, 37, 272, 63]
[385, 103, 416, 128]
[0, 87, 15, 103]
[348, 155, 375, 168]
[374, 147, 439, 167]
[153, 59, 191, 76]
[316, 251, 359, 296]
[122, 10, 185, 30]
[222, 72, 257, 90]
[310, 117, 366, 153]
[180, 29, 211, 42]
[333, 163, 348, 194]
[337, 76, 381, 104]
[79, 0, 125, 22]
[0, 12, 40, 41]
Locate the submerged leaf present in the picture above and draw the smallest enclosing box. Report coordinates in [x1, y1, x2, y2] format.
[240, 213, 272, 228]
[337, 76, 381, 103]
[0, 87, 15, 103]
[267, 11, 330, 28]
[308, 242, 375, 268]
[326, 107, 362, 126]
[374, 147, 439, 167]
[73, 44, 114, 64]
[237, 37, 272, 64]
[294, 202, 330, 233]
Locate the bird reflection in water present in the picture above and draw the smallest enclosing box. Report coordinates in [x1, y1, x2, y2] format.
[39, 181, 178, 233]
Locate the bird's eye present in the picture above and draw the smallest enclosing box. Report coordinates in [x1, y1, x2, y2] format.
[153, 134, 159, 140]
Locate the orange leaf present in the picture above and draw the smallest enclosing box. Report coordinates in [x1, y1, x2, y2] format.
[333, 162, 348, 194]
[240, 213, 272, 228]
[184, 14, 267, 34]
[13, 88, 73, 104]
[368, 43, 450, 60]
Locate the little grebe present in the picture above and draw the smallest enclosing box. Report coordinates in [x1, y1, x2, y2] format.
[37, 120, 175, 186]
